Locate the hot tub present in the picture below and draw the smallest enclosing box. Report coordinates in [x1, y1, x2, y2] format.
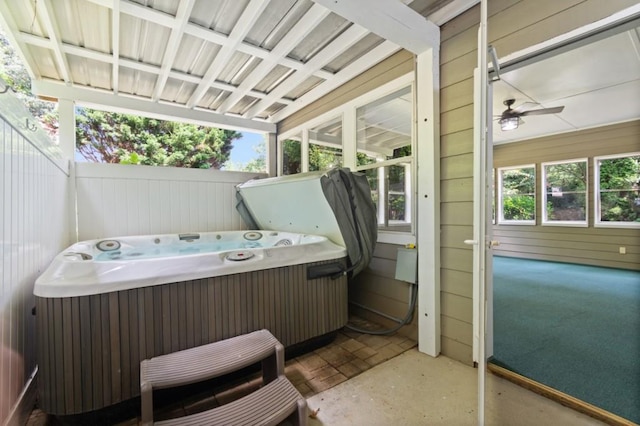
[35, 230, 348, 415]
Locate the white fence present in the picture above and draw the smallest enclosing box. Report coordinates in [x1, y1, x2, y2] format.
[75, 163, 267, 241]
[0, 94, 70, 424]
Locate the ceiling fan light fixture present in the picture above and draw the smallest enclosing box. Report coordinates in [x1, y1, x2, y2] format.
[500, 116, 519, 131]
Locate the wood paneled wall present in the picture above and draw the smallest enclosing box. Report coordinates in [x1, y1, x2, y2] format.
[0, 116, 70, 424]
[439, 0, 639, 364]
[493, 121, 640, 270]
[278, 54, 419, 340]
[277, 50, 414, 135]
[349, 243, 418, 339]
[279, 0, 639, 364]
[75, 163, 267, 241]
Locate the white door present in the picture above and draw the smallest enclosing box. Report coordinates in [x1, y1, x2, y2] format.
[470, 65, 494, 426]
[470, 2, 494, 423]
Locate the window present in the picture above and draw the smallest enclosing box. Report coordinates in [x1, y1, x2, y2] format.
[356, 85, 413, 232]
[362, 163, 412, 230]
[309, 116, 343, 172]
[356, 86, 412, 162]
[542, 159, 587, 225]
[498, 165, 536, 224]
[281, 136, 301, 175]
[595, 153, 640, 227]
[277, 74, 415, 237]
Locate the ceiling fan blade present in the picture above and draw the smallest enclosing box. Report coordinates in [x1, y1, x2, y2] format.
[512, 101, 539, 113]
[520, 106, 564, 116]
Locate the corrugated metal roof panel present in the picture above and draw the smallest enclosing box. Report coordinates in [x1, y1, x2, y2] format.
[68, 56, 112, 90]
[260, 102, 287, 119]
[197, 87, 230, 110]
[54, 0, 110, 52]
[9, 1, 45, 35]
[131, 0, 179, 15]
[287, 12, 350, 63]
[29, 46, 60, 80]
[118, 68, 157, 98]
[179, 36, 222, 77]
[229, 95, 258, 116]
[217, 51, 258, 85]
[160, 77, 196, 104]
[409, 0, 454, 16]
[119, 14, 169, 66]
[0, 0, 453, 130]
[323, 33, 384, 73]
[191, 0, 249, 35]
[173, 34, 221, 76]
[244, 0, 312, 49]
[284, 75, 324, 100]
[253, 64, 293, 93]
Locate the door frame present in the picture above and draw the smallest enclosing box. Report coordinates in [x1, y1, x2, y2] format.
[471, 4, 640, 425]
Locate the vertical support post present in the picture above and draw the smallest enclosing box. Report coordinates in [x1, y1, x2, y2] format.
[267, 132, 277, 176]
[416, 45, 441, 357]
[57, 98, 77, 243]
[301, 129, 309, 173]
[342, 109, 356, 169]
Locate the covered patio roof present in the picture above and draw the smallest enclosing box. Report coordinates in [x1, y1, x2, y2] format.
[0, 0, 476, 133]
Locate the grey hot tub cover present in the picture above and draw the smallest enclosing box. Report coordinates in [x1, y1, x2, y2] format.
[320, 168, 377, 277]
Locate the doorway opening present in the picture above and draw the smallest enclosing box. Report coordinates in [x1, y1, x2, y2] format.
[485, 14, 640, 425]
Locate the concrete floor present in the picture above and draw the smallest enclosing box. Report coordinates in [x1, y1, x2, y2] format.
[305, 349, 606, 426]
[27, 320, 607, 425]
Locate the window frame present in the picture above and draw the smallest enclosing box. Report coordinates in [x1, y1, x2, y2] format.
[541, 158, 588, 227]
[497, 164, 537, 225]
[278, 74, 415, 243]
[594, 151, 640, 229]
[354, 83, 414, 233]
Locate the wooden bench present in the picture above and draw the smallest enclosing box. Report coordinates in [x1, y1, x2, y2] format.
[140, 329, 307, 425]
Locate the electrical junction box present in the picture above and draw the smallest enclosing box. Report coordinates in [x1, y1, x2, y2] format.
[395, 247, 418, 284]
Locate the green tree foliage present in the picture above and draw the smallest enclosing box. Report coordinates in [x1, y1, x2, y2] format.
[2, 28, 241, 169]
[309, 144, 342, 171]
[75, 108, 240, 169]
[502, 167, 535, 220]
[0, 29, 58, 136]
[282, 139, 301, 174]
[503, 195, 535, 220]
[544, 161, 587, 221]
[281, 140, 343, 173]
[599, 156, 640, 222]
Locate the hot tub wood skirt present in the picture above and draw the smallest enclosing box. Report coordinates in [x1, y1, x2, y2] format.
[35, 259, 347, 415]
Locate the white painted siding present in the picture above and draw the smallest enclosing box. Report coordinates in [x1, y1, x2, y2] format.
[75, 163, 267, 240]
[0, 113, 70, 424]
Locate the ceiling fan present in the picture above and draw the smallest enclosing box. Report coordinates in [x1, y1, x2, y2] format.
[498, 99, 565, 131]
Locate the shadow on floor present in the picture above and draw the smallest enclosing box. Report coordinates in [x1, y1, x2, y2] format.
[27, 317, 417, 425]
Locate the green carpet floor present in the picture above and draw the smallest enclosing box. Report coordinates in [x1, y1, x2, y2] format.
[491, 256, 640, 423]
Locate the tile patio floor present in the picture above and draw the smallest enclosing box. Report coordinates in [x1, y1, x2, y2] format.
[27, 317, 417, 425]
